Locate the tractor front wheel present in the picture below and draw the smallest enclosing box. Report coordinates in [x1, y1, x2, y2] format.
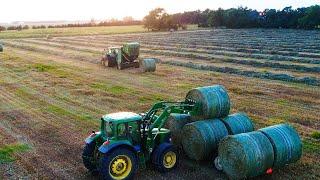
[152, 143, 178, 173]
[99, 148, 138, 180]
[82, 142, 99, 172]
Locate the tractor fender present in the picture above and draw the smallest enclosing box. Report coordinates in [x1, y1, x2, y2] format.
[98, 140, 140, 154]
[85, 132, 101, 144]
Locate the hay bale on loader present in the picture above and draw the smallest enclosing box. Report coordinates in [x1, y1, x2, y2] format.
[186, 85, 230, 120]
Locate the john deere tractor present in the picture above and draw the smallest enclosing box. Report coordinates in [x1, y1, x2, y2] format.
[101, 42, 140, 70]
[101, 42, 157, 72]
[82, 100, 200, 180]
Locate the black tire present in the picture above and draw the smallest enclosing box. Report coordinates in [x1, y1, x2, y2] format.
[101, 57, 106, 66]
[82, 142, 98, 171]
[107, 55, 117, 67]
[99, 148, 138, 180]
[134, 62, 140, 68]
[152, 143, 178, 173]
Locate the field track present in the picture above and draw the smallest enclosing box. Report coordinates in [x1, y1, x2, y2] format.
[0, 29, 319, 179]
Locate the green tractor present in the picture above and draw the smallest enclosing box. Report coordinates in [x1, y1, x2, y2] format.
[101, 42, 156, 72]
[83, 101, 199, 180]
[82, 85, 230, 179]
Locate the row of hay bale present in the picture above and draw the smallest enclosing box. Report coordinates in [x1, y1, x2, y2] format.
[165, 85, 302, 179]
[216, 124, 302, 179]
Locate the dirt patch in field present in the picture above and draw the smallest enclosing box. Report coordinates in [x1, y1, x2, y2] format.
[0, 110, 30, 123]
[0, 108, 88, 179]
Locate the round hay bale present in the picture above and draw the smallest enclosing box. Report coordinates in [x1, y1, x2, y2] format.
[186, 85, 230, 119]
[165, 113, 191, 146]
[141, 58, 156, 72]
[218, 131, 274, 179]
[221, 112, 254, 135]
[182, 119, 228, 160]
[259, 124, 302, 168]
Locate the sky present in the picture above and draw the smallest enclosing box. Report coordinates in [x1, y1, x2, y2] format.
[0, 0, 319, 23]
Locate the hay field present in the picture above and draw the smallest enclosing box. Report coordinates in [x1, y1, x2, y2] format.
[0, 28, 319, 179]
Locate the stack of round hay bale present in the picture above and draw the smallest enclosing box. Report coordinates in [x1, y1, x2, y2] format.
[165, 84, 302, 179]
[165, 85, 255, 160]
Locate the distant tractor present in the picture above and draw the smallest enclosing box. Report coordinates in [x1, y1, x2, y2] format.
[101, 42, 156, 72]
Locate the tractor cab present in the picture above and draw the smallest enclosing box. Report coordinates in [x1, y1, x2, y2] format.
[100, 112, 142, 143]
[107, 46, 121, 55]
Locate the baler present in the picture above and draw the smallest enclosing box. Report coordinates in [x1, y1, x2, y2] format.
[101, 42, 156, 71]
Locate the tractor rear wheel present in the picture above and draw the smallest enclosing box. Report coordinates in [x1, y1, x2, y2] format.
[152, 143, 178, 173]
[82, 142, 99, 172]
[107, 56, 117, 67]
[99, 148, 138, 180]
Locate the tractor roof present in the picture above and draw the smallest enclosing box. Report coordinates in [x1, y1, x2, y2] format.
[102, 112, 142, 123]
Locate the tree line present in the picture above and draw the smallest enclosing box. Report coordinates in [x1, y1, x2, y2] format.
[143, 5, 320, 30]
[0, 18, 141, 32]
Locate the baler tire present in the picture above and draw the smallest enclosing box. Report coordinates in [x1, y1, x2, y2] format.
[99, 148, 138, 180]
[152, 143, 178, 173]
[107, 58, 117, 67]
[82, 142, 98, 172]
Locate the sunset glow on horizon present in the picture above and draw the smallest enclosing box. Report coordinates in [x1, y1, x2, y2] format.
[0, 0, 319, 23]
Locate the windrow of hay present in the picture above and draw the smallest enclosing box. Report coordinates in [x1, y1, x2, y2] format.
[164, 61, 320, 86]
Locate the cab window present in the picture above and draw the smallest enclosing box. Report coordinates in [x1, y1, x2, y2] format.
[105, 122, 113, 136]
[117, 123, 127, 137]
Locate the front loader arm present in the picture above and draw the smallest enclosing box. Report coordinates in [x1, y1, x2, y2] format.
[145, 102, 194, 136]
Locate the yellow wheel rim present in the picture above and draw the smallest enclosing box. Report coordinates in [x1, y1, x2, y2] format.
[163, 151, 177, 169]
[109, 155, 132, 180]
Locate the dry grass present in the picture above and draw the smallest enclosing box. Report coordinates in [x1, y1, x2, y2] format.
[0, 28, 319, 179]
